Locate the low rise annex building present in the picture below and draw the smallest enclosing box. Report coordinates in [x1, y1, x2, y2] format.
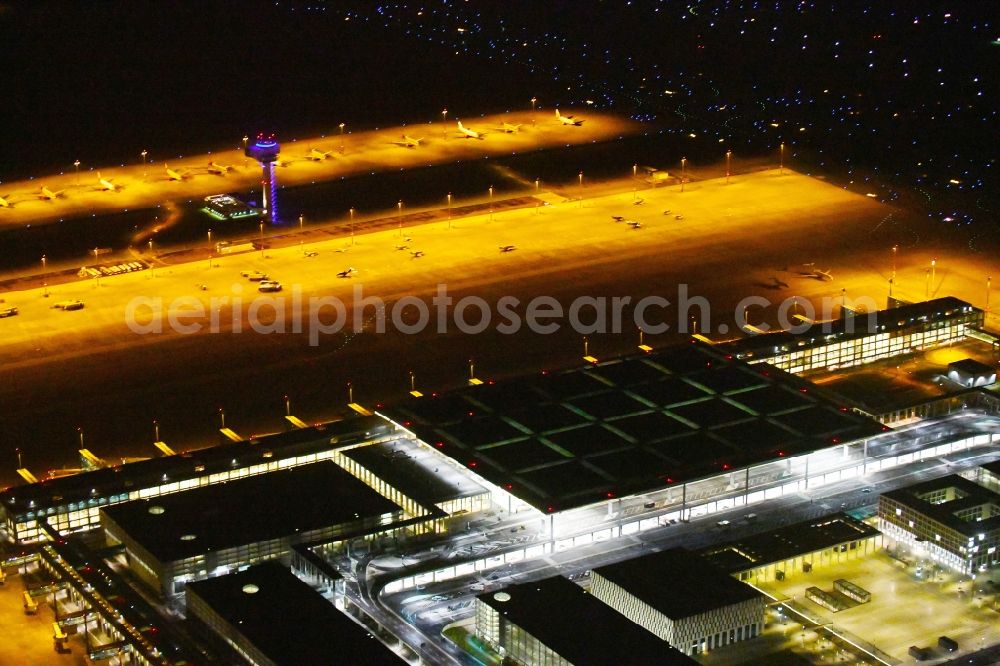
[589, 548, 766, 656]
[700, 512, 883, 584]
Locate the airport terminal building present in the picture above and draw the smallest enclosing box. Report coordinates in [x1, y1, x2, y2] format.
[0, 416, 398, 543]
[380, 340, 1000, 594]
[386, 341, 887, 535]
[718, 297, 983, 375]
[101, 461, 433, 597]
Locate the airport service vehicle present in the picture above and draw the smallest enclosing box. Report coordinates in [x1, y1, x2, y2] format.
[51, 300, 84, 311]
[257, 281, 282, 293]
[0, 306, 19, 317]
[241, 270, 268, 281]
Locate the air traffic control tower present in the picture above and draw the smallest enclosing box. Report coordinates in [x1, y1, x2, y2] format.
[245, 133, 280, 223]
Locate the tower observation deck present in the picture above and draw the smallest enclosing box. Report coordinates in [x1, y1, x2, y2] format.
[245, 134, 281, 223]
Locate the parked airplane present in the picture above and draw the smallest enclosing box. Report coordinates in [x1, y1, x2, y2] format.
[97, 173, 119, 191]
[207, 161, 235, 175]
[38, 186, 65, 200]
[499, 245, 517, 252]
[555, 109, 584, 126]
[164, 164, 190, 181]
[305, 148, 334, 161]
[337, 267, 357, 278]
[611, 215, 625, 222]
[627, 220, 643, 229]
[812, 269, 833, 281]
[800, 263, 833, 281]
[392, 135, 423, 148]
[457, 121, 485, 140]
[494, 122, 522, 133]
[410, 250, 425, 259]
[0, 195, 12, 208]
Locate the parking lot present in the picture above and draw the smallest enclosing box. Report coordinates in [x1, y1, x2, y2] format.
[755, 549, 1000, 663]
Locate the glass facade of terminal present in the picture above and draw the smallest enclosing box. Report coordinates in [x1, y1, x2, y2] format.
[385, 432, 996, 595]
[756, 309, 980, 374]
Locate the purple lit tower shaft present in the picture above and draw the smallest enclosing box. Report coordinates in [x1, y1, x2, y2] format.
[260, 161, 278, 223]
[245, 134, 281, 224]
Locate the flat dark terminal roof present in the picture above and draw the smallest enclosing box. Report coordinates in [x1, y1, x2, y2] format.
[388, 343, 884, 512]
[187, 561, 402, 665]
[102, 461, 403, 562]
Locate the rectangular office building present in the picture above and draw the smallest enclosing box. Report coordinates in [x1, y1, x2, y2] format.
[878, 474, 1000, 573]
[590, 548, 766, 656]
[475, 576, 695, 665]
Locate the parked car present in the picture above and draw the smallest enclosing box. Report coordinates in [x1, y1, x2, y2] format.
[241, 270, 268, 281]
[0, 306, 18, 318]
[257, 280, 282, 293]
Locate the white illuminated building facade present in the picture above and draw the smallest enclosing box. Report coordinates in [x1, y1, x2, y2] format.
[878, 471, 1000, 574]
